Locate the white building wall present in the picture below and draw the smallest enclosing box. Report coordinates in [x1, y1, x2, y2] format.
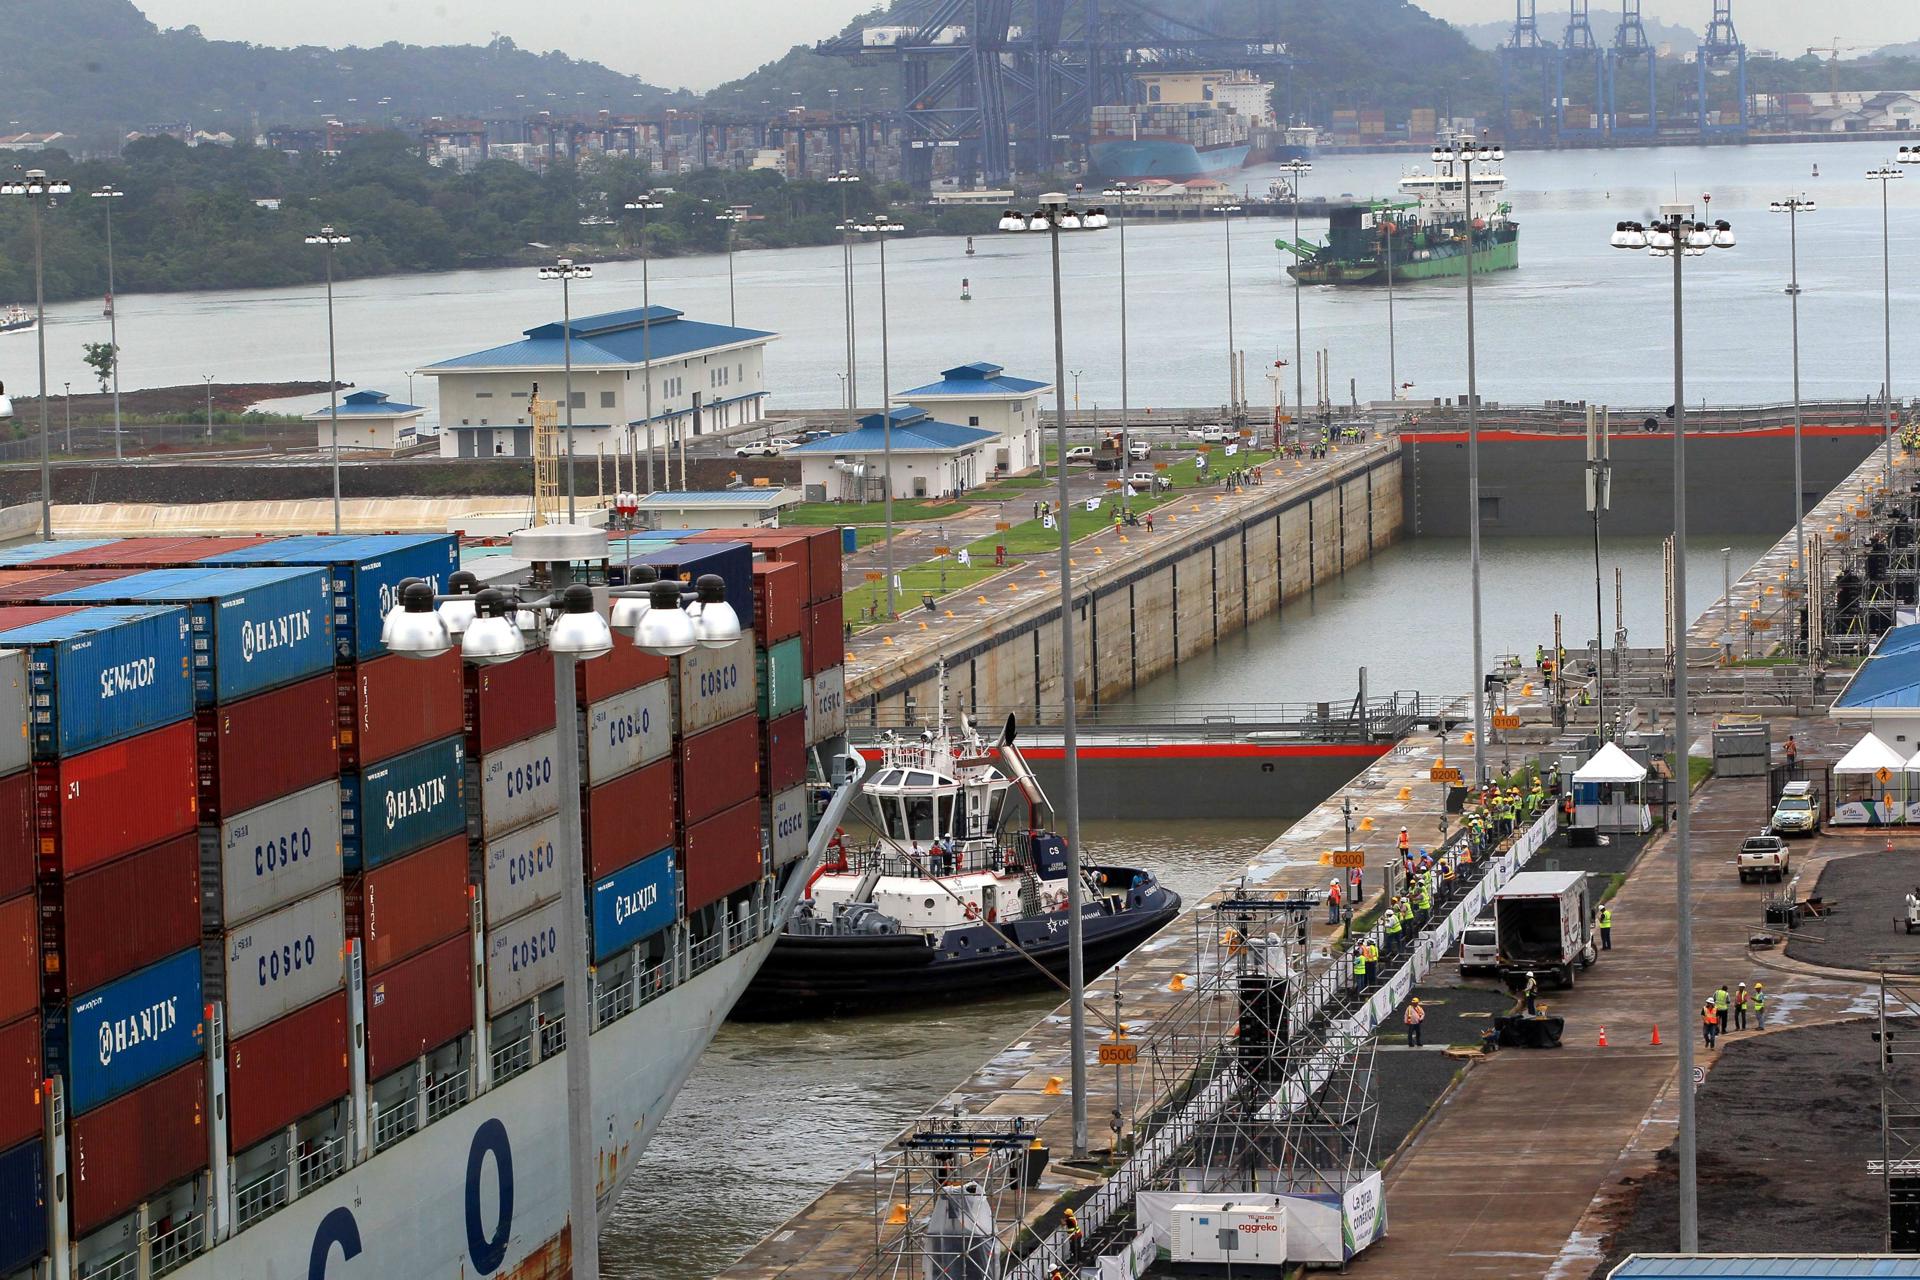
[313, 417, 417, 452]
[899, 393, 1042, 474]
[798, 447, 988, 501]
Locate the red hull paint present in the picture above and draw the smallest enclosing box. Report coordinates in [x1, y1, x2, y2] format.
[1401, 424, 1883, 445]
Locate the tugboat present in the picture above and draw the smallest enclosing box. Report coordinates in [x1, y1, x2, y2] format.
[734, 708, 1181, 1019]
[0, 305, 34, 335]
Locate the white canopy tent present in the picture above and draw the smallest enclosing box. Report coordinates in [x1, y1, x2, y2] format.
[1571, 742, 1651, 835]
[1832, 732, 1909, 825]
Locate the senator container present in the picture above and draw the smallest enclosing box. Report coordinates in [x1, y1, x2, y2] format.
[50, 566, 335, 705]
[0, 650, 29, 779]
[37, 719, 199, 879]
[674, 629, 756, 737]
[805, 667, 847, 744]
[350, 833, 467, 971]
[587, 758, 675, 880]
[198, 671, 339, 820]
[207, 781, 343, 929]
[468, 728, 561, 842]
[202, 533, 460, 662]
[680, 799, 764, 913]
[45, 831, 199, 1002]
[806, 603, 845, 677]
[341, 735, 466, 872]
[338, 650, 463, 769]
[225, 991, 349, 1152]
[466, 650, 556, 757]
[0, 894, 30, 1026]
[591, 849, 676, 962]
[637, 542, 755, 631]
[751, 559, 804, 644]
[575, 631, 668, 704]
[0, 1014, 39, 1151]
[59, 948, 203, 1114]
[0, 605, 193, 759]
[762, 710, 806, 794]
[0, 1138, 47, 1277]
[767, 784, 809, 869]
[756, 635, 804, 722]
[215, 885, 346, 1039]
[484, 897, 564, 1016]
[480, 811, 562, 927]
[676, 715, 760, 827]
[364, 933, 471, 1079]
[68, 1059, 205, 1234]
[585, 679, 671, 786]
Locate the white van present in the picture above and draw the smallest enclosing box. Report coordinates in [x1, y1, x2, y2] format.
[1459, 918, 1499, 974]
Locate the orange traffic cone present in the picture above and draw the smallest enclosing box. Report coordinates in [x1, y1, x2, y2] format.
[1597, 1026, 1608, 1047]
[1650, 1024, 1661, 1046]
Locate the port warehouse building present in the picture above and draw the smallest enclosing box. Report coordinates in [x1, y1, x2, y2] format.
[421, 304, 774, 459]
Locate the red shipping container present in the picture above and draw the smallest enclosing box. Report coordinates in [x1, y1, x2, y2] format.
[752, 561, 804, 644]
[0, 1013, 40, 1151]
[338, 651, 464, 769]
[364, 933, 473, 1080]
[762, 710, 806, 794]
[587, 757, 675, 879]
[676, 716, 759, 827]
[465, 649, 555, 756]
[575, 632, 669, 706]
[683, 529, 817, 603]
[0, 771, 31, 902]
[28, 536, 273, 569]
[0, 605, 82, 632]
[0, 569, 138, 601]
[349, 833, 469, 972]
[803, 527, 842, 605]
[681, 799, 762, 912]
[226, 992, 349, 1152]
[43, 832, 198, 1002]
[807, 603, 845, 677]
[198, 672, 339, 820]
[0, 894, 32, 1027]
[70, 1059, 205, 1234]
[36, 720, 197, 880]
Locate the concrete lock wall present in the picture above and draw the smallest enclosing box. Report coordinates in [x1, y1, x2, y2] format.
[851, 441, 1404, 723]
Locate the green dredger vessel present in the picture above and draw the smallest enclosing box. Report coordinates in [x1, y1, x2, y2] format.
[1280, 152, 1518, 285]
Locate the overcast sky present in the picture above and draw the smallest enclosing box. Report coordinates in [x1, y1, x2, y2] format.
[130, 0, 1918, 91]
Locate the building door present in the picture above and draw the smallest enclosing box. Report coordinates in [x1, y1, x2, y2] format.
[692, 391, 704, 437]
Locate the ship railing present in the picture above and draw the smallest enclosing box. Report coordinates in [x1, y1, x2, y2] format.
[490, 1032, 534, 1084]
[688, 931, 724, 973]
[149, 1210, 206, 1277]
[597, 973, 637, 1027]
[634, 957, 672, 1011]
[233, 1167, 289, 1233]
[540, 1012, 567, 1059]
[76, 1252, 136, 1280]
[426, 1071, 470, 1124]
[372, 1099, 418, 1153]
[297, 1134, 347, 1193]
[836, 843, 1011, 880]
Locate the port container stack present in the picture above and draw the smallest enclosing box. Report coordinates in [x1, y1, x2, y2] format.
[0, 645, 38, 1279]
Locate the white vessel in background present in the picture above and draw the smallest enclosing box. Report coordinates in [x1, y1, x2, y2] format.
[0, 306, 35, 335]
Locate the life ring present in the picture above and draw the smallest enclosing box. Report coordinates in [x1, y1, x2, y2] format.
[965, 903, 981, 921]
[986, 907, 998, 923]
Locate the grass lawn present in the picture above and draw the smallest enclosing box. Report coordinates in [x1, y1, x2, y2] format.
[848, 526, 889, 549]
[974, 475, 1055, 496]
[844, 563, 1005, 625]
[785, 499, 969, 525]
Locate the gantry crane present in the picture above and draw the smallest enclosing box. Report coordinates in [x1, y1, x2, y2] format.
[1604, 0, 1658, 137]
[1556, 0, 1605, 137]
[1696, 0, 1749, 136]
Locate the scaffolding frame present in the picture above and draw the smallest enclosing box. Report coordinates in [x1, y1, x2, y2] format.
[531, 389, 562, 527]
[865, 1115, 1047, 1280]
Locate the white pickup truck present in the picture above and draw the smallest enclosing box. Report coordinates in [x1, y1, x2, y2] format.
[1736, 832, 1792, 884]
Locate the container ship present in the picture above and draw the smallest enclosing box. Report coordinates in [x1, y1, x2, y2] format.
[1089, 71, 1273, 182]
[1281, 149, 1519, 286]
[0, 525, 851, 1280]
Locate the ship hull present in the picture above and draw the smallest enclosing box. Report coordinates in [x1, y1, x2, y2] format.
[1090, 138, 1251, 182]
[1288, 234, 1520, 285]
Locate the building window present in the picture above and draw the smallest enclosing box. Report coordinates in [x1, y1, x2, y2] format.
[600, 391, 616, 408]
[569, 391, 585, 409]
[968, 416, 980, 426]
[511, 390, 529, 399]
[474, 391, 493, 399]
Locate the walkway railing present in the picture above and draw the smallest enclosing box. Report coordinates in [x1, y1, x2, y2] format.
[851, 692, 1451, 743]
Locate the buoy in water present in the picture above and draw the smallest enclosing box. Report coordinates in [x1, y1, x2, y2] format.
[961, 277, 972, 301]
[966, 235, 976, 256]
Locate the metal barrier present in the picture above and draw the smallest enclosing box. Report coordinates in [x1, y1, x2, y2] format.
[855, 692, 1450, 742]
[149, 1211, 205, 1276]
[425, 1072, 469, 1124]
[76, 1252, 136, 1280]
[489, 1034, 533, 1084]
[234, 1169, 288, 1233]
[298, 1135, 346, 1193]
[372, 1100, 418, 1153]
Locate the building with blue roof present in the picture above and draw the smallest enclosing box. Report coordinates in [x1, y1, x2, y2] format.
[787, 408, 997, 501]
[896, 360, 1051, 475]
[1609, 1256, 1920, 1278]
[304, 389, 425, 453]
[1832, 623, 1920, 751]
[420, 304, 776, 460]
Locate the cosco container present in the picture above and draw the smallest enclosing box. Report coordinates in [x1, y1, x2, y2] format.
[465, 650, 556, 757]
[0, 651, 30, 779]
[637, 542, 756, 632]
[480, 811, 562, 927]
[484, 897, 564, 1016]
[0, 1014, 35, 1151]
[0, 605, 193, 759]
[214, 885, 346, 1038]
[575, 632, 668, 705]
[338, 650, 464, 768]
[805, 667, 847, 744]
[202, 533, 460, 662]
[676, 715, 760, 827]
[585, 679, 671, 785]
[591, 848, 676, 961]
[364, 933, 471, 1079]
[468, 728, 561, 842]
[59, 948, 203, 1114]
[751, 559, 804, 644]
[68, 1059, 205, 1234]
[756, 634, 804, 721]
[0, 1137, 47, 1277]
[806, 603, 845, 677]
[196, 671, 338, 820]
[762, 710, 805, 794]
[51, 566, 336, 706]
[766, 784, 809, 868]
[349, 833, 468, 972]
[0, 894, 31, 1026]
[206, 781, 343, 929]
[341, 735, 466, 872]
[36, 719, 199, 879]
[674, 629, 756, 737]
[44, 832, 199, 1002]
[681, 799, 764, 913]
[224, 990, 350, 1152]
[0, 771, 30, 901]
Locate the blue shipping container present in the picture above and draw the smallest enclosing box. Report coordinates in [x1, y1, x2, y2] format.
[636, 542, 756, 631]
[0, 606, 194, 759]
[48, 567, 335, 705]
[0, 1139, 46, 1276]
[201, 533, 459, 662]
[0, 539, 115, 567]
[341, 735, 467, 872]
[59, 949, 204, 1115]
[592, 848, 677, 961]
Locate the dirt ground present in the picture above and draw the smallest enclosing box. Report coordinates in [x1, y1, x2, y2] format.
[1786, 846, 1920, 972]
[6, 381, 332, 417]
[1599, 1018, 1889, 1263]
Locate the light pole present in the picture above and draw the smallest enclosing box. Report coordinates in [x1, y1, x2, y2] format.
[61, 382, 70, 452]
[1278, 160, 1312, 416]
[1101, 186, 1135, 515]
[624, 195, 664, 492]
[857, 215, 905, 619]
[1608, 205, 1737, 1253]
[1435, 138, 1504, 788]
[829, 171, 861, 436]
[715, 208, 745, 326]
[1212, 203, 1243, 417]
[1770, 195, 1815, 611]
[1000, 193, 1093, 1158]
[1070, 369, 1082, 415]
[384, 526, 748, 1280]
[1870, 162, 1904, 491]
[2, 167, 71, 540]
[303, 224, 351, 534]
[1382, 211, 1398, 400]
[91, 185, 124, 461]
[538, 257, 593, 516]
[201, 374, 213, 441]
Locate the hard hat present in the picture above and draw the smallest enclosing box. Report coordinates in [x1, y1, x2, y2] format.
[1411, 996, 1421, 1004]
[1755, 981, 1764, 988]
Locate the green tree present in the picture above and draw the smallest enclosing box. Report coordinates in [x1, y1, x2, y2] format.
[81, 341, 116, 392]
